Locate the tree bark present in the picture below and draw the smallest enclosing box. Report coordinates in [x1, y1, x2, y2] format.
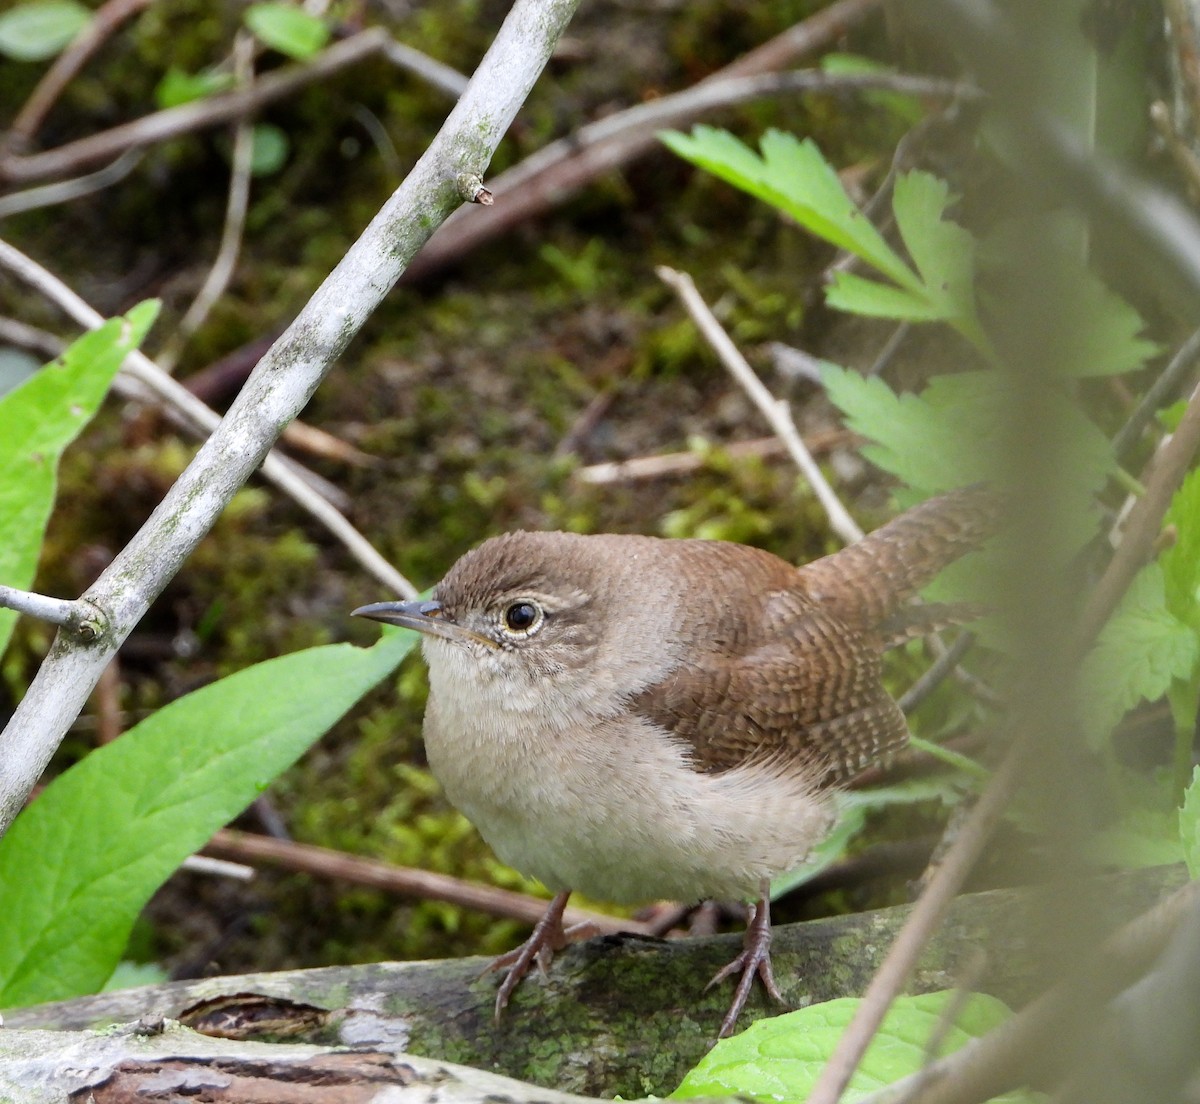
[3, 865, 1181, 1099]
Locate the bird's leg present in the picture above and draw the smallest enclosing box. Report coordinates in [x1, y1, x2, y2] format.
[485, 889, 597, 1019]
[706, 880, 785, 1038]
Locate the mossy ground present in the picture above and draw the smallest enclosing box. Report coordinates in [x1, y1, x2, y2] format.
[2, 1, 959, 979]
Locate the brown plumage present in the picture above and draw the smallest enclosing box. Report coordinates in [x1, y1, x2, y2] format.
[353, 483, 999, 1037]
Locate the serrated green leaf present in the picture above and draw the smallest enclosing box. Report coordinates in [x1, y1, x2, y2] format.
[980, 216, 1158, 377]
[244, 2, 329, 60]
[892, 172, 984, 345]
[155, 66, 233, 109]
[0, 630, 414, 1007]
[662, 127, 916, 288]
[0, 301, 160, 657]
[0, 0, 90, 61]
[1080, 564, 1200, 748]
[1180, 767, 1200, 879]
[672, 991, 1040, 1104]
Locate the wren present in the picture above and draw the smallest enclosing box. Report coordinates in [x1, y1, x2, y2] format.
[354, 485, 996, 1037]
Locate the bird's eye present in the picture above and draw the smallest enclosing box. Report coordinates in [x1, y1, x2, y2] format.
[503, 601, 542, 633]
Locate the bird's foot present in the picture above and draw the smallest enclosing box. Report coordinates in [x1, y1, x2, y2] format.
[484, 890, 597, 1020]
[705, 886, 785, 1039]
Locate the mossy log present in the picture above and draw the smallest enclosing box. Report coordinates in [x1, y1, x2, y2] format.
[3, 866, 1181, 1100]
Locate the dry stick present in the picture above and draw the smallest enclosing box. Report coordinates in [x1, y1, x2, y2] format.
[0, 238, 417, 600]
[0, 149, 143, 219]
[157, 34, 257, 376]
[808, 375, 1200, 1104]
[401, 0, 888, 279]
[657, 265, 863, 544]
[2, 0, 157, 154]
[0, 29, 390, 185]
[858, 879, 1200, 1104]
[573, 430, 856, 485]
[1081, 376, 1200, 644]
[203, 829, 649, 935]
[405, 67, 969, 283]
[1111, 322, 1200, 462]
[0, 0, 581, 839]
[0, 586, 83, 630]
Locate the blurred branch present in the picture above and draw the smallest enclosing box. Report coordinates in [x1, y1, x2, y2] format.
[156, 34, 257, 375]
[0, 149, 143, 219]
[1, 0, 156, 156]
[0, 28, 441, 186]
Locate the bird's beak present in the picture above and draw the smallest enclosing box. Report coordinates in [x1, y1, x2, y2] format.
[352, 599, 498, 649]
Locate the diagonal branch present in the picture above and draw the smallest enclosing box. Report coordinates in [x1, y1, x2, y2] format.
[0, 0, 583, 839]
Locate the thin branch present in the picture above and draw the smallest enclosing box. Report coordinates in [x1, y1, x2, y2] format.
[379, 35, 470, 99]
[405, 68, 973, 283]
[0, 315, 66, 359]
[2, 0, 156, 155]
[0, 237, 416, 600]
[805, 730, 1032, 1104]
[573, 430, 855, 485]
[657, 265, 864, 544]
[1081, 375, 1200, 643]
[203, 829, 650, 935]
[0, 586, 86, 631]
[1111, 322, 1200, 462]
[897, 632, 975, 714]
[156, 34, 257, 375]
[0, 29, 391, 185]
[0, 149, 143, 219]
[857, 879, 1200, 1104]
[0, 0, 582, 838]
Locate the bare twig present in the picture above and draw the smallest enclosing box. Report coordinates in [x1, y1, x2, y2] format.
[573, 430, 855, 485]
[1111, 323, 1200, 462]
[379, 36, 470, 99]
[0, 237, 416, 600]
[657, 265, 864, 544]
[1081, 376, 1200, 643]
[156, 34, 258, 375]
[405, 68, 972, 282]
[0, 0, 582, 837]
[857, 879, 1200, 1104]
[2, 0, 156, 155]
[0, 150, 143, 219]
[0, 315, 66, 360]
[0, 586, 85, 631]
[203, 829, 650, 935]
[0, 29, 391, 185]
[805, 730, 1031, 1104]
[897, 632, 975, 714]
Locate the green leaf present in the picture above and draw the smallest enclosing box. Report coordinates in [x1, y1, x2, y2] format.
[244, 2, 329, 60]
[891, 172, 984, 345]
[155, 66, 233, 109]
[662, 127, 916, 289]
[0, 301, 159, 657]
[826, 271, 945, 322]
[1160, 466, 1200, 633]
[1180, 767, 1200, 879]
[0, 630, 414, 1008]
[0, 0, 90, 61]
[249, 123, 290, 176]
[1089, 804, 1187, 870]
[1079, 564, 1200, 748]
[672, 991, 1040, 1104]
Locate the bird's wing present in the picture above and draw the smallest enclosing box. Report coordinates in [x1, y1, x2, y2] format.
[630, 592, 908, 785]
